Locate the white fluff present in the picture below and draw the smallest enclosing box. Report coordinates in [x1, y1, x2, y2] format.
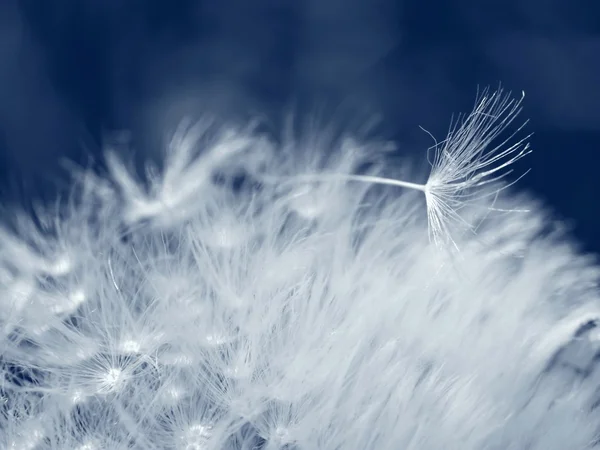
[0, 88, 599, 449]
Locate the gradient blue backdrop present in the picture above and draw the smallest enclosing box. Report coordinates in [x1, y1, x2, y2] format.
[0, 0, 598, 252]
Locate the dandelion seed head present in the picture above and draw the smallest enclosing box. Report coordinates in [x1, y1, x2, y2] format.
[0, 88, 596, 450]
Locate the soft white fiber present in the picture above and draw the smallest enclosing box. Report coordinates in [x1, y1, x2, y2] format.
[0, 88, 599, 449]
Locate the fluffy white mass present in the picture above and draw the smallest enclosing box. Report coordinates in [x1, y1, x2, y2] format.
[0, 89, 599, 449]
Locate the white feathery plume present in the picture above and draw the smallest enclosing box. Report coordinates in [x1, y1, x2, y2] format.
[1, 87, 599, 450]
[274, 87, 531, 250]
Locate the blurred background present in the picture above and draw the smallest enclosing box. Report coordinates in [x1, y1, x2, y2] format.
[0, 0, 598, 252]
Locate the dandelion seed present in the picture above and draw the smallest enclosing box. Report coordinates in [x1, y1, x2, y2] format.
[100, 367, 123, 393]
[271, 88, 531, 251]
[179, 423, 213, 450]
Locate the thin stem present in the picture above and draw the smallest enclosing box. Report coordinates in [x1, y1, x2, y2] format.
[272, 173, 427, 193]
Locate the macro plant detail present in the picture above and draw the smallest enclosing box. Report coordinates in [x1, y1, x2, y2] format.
[0, 88, 599, 449]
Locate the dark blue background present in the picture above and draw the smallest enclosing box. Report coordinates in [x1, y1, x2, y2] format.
[1, 0, 599, 252]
